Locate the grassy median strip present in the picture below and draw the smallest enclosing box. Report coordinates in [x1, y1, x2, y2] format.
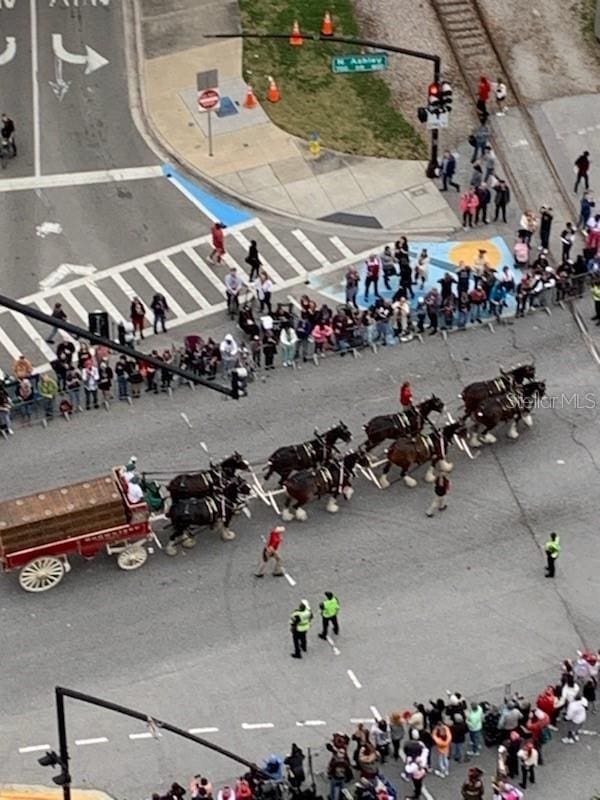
[239, 0, 426, 159]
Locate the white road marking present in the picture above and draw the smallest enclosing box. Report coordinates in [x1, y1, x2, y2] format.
[284, 572, 297, 587]
[19, 744, 50, 754]
[87, 283, 124, 323]
[578, 128, 587, 135]
[231, 229, 284, 285]
[75, 737, 108, 746]
[11, 312, 55, 362]
[180, 412, 193, 428]
[0, 36, 16, 66]
[188, 727, 220, 734]
[135, 261, 185, 317]
[62, 289, 89, 323]
[370, 706, 382, 720]
[111, 272, 136, 300]
[326, 635, 341, 656]
[183, 247, 228, 293]
[241, 722, 274, 730]
[161, 255, 210, 308]
[254, 220, 306, 277]
[166, 173, 218, 221]
[52, 33, 108, 75]
[347, 669, 362, 689]
[222, 251, 250, 284]
[30, 0, 40, 177]
[511, 139, 529, 148]
[129, 732, 154, 740]
[330, 236, 354, 259]
[350, 718, 374, 724]
[36, 221, 63, 237]
[296, 720, 327, 727]
[0, 166, 165, 193]
[40, 263, 96, 290]
[0, 325, 22, 359]
[292, 229, 331, 267]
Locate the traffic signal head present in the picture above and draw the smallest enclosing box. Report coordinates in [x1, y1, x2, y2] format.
[417, 107, 428, 124]
[441, 81, 453, 112]
[38, 751, 70, 787]
[428, 82, 441, 114]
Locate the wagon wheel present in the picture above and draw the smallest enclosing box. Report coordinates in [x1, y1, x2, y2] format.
[117, 545, 148, 571]
[19, 557, 65, 592]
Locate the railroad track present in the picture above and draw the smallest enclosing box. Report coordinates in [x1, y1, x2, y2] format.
[429, 0, 576, 230]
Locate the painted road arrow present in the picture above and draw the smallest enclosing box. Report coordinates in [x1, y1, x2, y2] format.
[51, 34, 109, 76]
[0, 37, 16, 67]
[39, 263, 97, 290]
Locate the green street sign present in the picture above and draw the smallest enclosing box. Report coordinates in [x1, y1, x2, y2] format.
[331, 53, 389, 74]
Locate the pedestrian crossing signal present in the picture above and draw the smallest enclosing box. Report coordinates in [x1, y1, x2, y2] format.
[441, 81, 453, 112]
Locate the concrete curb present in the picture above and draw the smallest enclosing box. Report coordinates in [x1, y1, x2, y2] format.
[123, 0, 457, 239]
[0, 786, 114, 800]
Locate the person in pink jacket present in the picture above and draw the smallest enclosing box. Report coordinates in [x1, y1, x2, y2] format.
[311, 321, 333, 355]
[460, 190, 480, 229]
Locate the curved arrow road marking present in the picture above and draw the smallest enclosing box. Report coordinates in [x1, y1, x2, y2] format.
[0, 37, 16, 67]
[52, 33, 109, 75]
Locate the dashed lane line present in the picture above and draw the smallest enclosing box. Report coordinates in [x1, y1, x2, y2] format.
[326, 635, 341, 656]
[188, 727, 220, 734]
[75, 737, 109, 746]
[347, 670, 362, 689]
[296, 720, 327, 727]
[284, 572, 297, 587]
[18, 744, 50, 754]
[129, 732, 154, 740]
[241, 722, 274, 730]
[370, 706, 381, 721]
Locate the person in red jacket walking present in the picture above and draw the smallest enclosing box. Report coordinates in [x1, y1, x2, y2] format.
[209, 221, 226, 264]
[400, 381, 413, 410]
[477, 75, 491, 119]
[255, 526, 285, 577]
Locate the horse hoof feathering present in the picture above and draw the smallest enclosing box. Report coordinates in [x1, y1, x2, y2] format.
[423, 466, 436, 483]
[379, 474, 390, 489]
[439, 459, 453, 473]
[165, 542, 178, 557]
[403, 475, 418, 488]
[221, 528, 236, 540]
[295, 508, 308, 521]
[481, 432, 497, 444]
[343, 486, 354, 500]
[326, 498, 339, 513]
[281, 507, 294, 522]
[522, 414, 534, 427]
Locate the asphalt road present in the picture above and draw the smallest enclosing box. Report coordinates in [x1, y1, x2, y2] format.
[1, 307, 599, 798]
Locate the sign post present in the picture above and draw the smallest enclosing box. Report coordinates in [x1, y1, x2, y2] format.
[197, 88, 221, 157]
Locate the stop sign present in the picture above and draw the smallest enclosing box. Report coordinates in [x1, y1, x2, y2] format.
[197, 88, 221, 112]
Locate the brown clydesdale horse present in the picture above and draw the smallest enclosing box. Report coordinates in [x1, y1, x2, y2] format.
[460, 364, 535, 417]
[468, 380, 546, 445]
[362, 395, 445, 451]
[379, 421, 466, 488]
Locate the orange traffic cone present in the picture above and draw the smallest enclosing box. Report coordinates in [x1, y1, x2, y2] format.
[243, 85, 258, 109]
[321, 11, 334, 36]
[289, 19, 303, 46]
[267, 75, 281, 103]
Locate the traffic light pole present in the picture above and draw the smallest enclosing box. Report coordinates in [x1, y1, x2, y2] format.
[206, 32, 442, 178]
[56, 689, 71, 800]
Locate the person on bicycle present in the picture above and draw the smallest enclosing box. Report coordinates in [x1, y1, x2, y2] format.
[224, 266, 243, 319]
[1, 113, 16, 156]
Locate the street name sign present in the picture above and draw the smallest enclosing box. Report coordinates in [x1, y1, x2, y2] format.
[331, 53, 388, 74]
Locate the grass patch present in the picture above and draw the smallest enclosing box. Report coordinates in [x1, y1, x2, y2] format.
[239, 0, 427, 159]
[581, 0, 599, 43]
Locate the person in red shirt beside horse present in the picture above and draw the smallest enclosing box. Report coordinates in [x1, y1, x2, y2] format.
[255, 526, 285, 577]
[400, 381, 413, 410]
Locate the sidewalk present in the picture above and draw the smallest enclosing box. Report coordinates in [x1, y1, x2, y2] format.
[132, 0, 460, 234]
[0, 786, 113, 800]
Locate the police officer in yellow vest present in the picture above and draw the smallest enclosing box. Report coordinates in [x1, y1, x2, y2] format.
[290, 600, 313, 659]
[544, 532, 560, 578]
[318, 591, 340, 640]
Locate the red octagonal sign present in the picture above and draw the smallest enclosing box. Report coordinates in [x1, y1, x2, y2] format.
[197, 88, 221, 112]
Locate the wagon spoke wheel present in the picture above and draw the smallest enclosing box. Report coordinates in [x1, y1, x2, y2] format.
[117, 545, 148, 571]
[19, 557, 65, 592]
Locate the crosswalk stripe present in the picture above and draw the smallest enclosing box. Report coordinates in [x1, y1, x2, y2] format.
[183, 247, 227, 293]
[62, 289, 89, 324]
[253, 220, 307, 277]
[221, 252, 250, 284]
[135, 262, 186, 318]
[111, 273, 136, 300]
[0, 324, 22, 360]
[231, 229, 284, 285]
[292, 229, 331, 267]
[161, 255, 209, 309]
[11, 312, 56, 362]
[87, 284, 124, 324]
[329, 236, 354, 259]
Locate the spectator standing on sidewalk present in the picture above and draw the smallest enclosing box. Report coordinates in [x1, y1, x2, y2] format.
[381, 245, 397, 291]
[466, 702, 483, 755]
[476, 75, 491, 119]
[561, 222, 576, 262]
[495, 78, 507, 114]
[13, 354, 33, 380]
[130, 296, 146, 340]
[574, 151, 591, 193]
[562, 697, 588, 743]
[82, 357, 100, 409]
[461, 767, 484, 800]
[517, 741, 538, 789]
[45, 302, 67, 344]
[579, 191, 595, 230]
[432, 721, 452, 777]
[115, 355, 131, 401]
[0, 386, 13, 435]
[98, 358, 113, 403]
[345, 265, 360, 308]
[257, 270, 273, 315]
[39, 373, 58, 419]
[364, 254, 381, 301]
[539, 206, 553, 250]
[424, 287, 440, 334]
[151, 292, 169, 334]
[482, 146, 496, 182]
[65, 364, 82, 411]
[440, 150, 460, 192]
[494, 179, 511, 222]
[469, 122, 489, 163]
[279, 322, 297, 367]
[460, 189, 479, 230]
[475, 183, 491, 224]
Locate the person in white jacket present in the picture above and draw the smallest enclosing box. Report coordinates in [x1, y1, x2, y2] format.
[563, 697, 587, 743]
[279, 323, 298, 367]
[219, 334, 239, 376]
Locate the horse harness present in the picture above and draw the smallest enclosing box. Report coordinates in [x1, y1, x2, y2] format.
[490, 376, 510, 396]
[418, 432, 445, 459]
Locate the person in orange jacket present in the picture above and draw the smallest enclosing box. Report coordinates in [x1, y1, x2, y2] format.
[432, 721, 452, 778]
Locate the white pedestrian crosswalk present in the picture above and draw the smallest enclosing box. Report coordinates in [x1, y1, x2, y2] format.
[0, 219, 380, 375]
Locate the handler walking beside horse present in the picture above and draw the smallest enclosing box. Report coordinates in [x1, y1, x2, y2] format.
[426, 472, 450, 517]
[255, 526, 285, 577]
